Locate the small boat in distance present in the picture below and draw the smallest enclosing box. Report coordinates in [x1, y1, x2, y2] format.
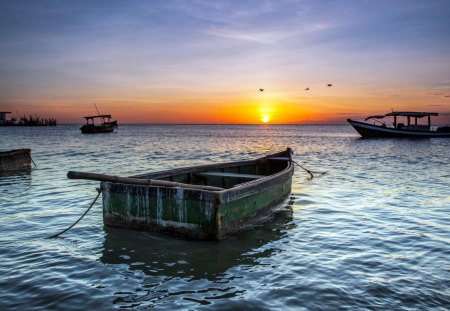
[68, 148, 294, 240]
[0, 149, 32, 172]
[347, 111, 450, 138]
[80, 114, 118, 134]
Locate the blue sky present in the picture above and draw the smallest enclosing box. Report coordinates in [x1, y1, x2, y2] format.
[1, 0, 449, 123]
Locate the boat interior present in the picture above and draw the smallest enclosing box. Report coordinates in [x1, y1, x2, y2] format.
[133, 156, 291, 189]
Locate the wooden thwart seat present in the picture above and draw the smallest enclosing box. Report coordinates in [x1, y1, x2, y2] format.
[195, 171, 265, 180]
[267, 157, 291, 161]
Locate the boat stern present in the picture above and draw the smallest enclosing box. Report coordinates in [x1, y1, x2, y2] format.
[101, 181, 222, 240]
[215, 161, 294, 239]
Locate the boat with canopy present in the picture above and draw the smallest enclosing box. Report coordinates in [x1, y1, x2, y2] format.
[347, 111, 450, 138]
[80, 114, 118, 134]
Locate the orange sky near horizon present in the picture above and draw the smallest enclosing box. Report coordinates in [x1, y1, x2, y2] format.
[2, 90, 449, 125]
[1, 1, 449, 125]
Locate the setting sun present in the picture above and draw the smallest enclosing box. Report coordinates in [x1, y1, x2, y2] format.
[262, 115, 270, 123]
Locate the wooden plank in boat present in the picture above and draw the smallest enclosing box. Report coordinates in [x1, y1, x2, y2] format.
[268, 157, 290, 161]
[195, 171, 264, 179]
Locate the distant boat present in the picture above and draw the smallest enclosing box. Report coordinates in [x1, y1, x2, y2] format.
[67, 148, 294, 240]
[347, 111, 450, 138]
[80, 114, 118, 134]
[0, 149, 31, 172]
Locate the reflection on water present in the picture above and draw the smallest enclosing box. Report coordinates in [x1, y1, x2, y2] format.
[0, 169, 31, 185]
[101, 209, 294, 280]
[101, 208, 294, 308]
[0, 170, 32, 214]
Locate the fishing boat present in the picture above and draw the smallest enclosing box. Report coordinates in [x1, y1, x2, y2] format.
[80, 114, 118, 134]
[347, 111, 450, 138]
[68, 148, 294, 240]
[0, 149, 32, 172]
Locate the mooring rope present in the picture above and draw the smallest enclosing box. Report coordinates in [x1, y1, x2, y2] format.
[292, 160, 314, 179]
[46, 188, 102, 239]
[292, 160, 328, 179]
[31, 157, 37, 167]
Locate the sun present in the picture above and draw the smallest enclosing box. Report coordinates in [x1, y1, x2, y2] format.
[262, 115, 269, 123]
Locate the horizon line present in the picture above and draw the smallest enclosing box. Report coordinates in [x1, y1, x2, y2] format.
[57, 123, 350, 126]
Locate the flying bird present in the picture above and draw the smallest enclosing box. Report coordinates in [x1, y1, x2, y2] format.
[327, 84, 333, 87]
[259, 88, 264, 92]
[305, 87, 309, 91]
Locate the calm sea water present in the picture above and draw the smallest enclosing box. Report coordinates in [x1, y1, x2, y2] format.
[0, 125, 449, 310]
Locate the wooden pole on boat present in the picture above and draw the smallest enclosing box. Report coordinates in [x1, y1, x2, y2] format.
[67, 171, 223, 191]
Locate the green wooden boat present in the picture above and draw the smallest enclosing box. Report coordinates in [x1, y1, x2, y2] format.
[68, 148, 294, 240]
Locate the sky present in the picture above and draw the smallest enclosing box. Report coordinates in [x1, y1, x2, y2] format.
[1, 0, 450, 124]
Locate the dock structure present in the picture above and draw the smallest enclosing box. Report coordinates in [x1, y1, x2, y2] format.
[0, 111, 57, 126]
[0, 112, 14, 125]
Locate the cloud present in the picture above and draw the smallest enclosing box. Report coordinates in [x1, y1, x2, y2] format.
[202, 26, 291, 44]
[202, 20, 334, 44]
[426, 92, 450, 98]
[168, 0, 339, 44]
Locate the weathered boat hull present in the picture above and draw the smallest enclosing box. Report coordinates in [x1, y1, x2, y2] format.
[0, 149, 32, 172]
[347, 119, 450, 138]
[101, 149, 293, 240]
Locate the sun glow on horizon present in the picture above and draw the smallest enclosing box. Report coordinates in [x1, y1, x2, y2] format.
[259, 102, 275, 124]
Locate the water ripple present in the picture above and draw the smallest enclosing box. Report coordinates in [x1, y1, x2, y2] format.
[0, 125, 449, 310]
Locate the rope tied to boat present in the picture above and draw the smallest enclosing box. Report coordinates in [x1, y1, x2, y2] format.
[46, 187, 103, 239]
[292, 160, 327, 179]
[293, 160, 314, 179]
